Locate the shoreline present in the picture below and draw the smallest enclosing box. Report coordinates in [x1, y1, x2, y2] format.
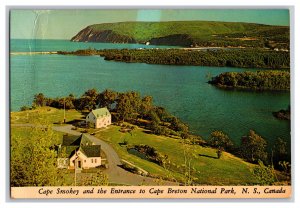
[10, 47, 249, 56]
[10, 51, 58, 55]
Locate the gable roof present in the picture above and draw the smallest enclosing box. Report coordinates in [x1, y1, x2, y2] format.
[62, 135, 81, 146]
[80, 145, 101, 157]
[90, 107, 110, 119]
[58, 146, 78, 158]
[62, 134, 93, 146]
[59, 134, 99, 158]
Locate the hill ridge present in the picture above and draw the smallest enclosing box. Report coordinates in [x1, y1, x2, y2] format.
[71, 21, 289, 48]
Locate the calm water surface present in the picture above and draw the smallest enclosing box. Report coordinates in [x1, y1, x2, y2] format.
[10, 39, 290, 149]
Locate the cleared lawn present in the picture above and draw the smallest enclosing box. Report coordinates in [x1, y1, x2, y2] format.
[10, 107, 84, 125]
[11, 126, 65, 146]
[94, 125, 259, 185]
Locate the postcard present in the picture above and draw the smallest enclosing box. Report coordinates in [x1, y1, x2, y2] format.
[9, 8, 291, 199]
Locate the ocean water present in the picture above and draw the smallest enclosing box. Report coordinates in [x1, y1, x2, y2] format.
[10, 39, 291, 149]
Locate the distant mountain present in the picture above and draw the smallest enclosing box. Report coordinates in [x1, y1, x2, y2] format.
[71, 21, 289, 48]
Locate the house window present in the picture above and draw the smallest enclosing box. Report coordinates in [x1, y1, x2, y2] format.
[91, 159, 93, 163]
[84, 160, 86, 163]
[95, 159, 97, 163]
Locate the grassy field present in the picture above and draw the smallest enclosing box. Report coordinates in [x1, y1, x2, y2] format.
[10, 107, 262, 185]
[10, 107, 84, 125]
[11, 126, 65, 146]
[94, 125, 259, 185]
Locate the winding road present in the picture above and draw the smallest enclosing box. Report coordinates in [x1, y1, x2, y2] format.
[12, 124, 178, 186]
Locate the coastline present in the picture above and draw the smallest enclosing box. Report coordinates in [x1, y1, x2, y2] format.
[10, 51, 58, 55]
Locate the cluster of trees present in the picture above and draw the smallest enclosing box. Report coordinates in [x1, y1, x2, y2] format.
[11, 122, 61, 186]
[30, 89, 189, 138]
[98, 48, 290, 69]
[193, 38, 265, 48]
[57, 48, 290, 69]
[207, 130, 290, 172]
[131, 145, 168, 166]
[249, 136, 290, 185]
[209, 70, 290, 90]
[57, 48, 103, 56]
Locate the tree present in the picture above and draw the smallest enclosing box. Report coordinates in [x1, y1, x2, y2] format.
[251, 160, 277, 185]
[82, 88, 99, 110]
[55, 97, 75, 110]
[208, 130, 233, 151]
[33, 93, 46, 107]
[65, 94, 76, 109]
[169, 116, 188, 133]
[73, 89, 99, 111]
[115, 91, 141, 122]
[115, 93, 134, 122]
[272, 137, 289, 169]
[139, 96, 153, 118]
[20, 106, 31, 111]
[240, 130, 268, 163]
[98, 89, 118, 110]
[11, 119, 63, 186]
[148, 109, 161, 124]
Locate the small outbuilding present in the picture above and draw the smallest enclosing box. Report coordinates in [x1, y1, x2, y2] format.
[86, 107, 111, 129]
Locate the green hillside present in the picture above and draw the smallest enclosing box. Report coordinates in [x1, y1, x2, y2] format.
[89, 21, 278, 41]
[11, 107, 259, 185]
[71, 21, 289, 48]
[94, 125, 260, 185]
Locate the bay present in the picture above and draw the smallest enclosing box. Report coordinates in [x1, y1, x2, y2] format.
[10, 39, 290, 149]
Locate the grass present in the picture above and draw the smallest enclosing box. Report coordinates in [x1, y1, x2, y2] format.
[10, 107, 84, 125]
[94, 125, 260, 185]
[88, 21, 285, 42]
[11, 126, 65, 146]
[10, 107, 262, 185]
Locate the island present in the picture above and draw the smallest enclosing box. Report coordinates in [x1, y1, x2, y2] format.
[208, 70, 290, 91]
[273, 106, 291, 120]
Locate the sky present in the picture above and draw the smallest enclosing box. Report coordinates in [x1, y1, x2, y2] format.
[10, 9, 290, 40]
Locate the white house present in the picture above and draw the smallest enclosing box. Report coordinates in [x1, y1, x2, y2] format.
[86, 107, 111, 128]
[57, 134, 102, 170]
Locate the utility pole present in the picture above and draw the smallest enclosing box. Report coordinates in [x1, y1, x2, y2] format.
[74, 149, 77, 186]
[63, 97, 66, 123]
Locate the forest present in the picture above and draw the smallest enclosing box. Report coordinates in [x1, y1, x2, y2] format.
[57, 48, 290, 69]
